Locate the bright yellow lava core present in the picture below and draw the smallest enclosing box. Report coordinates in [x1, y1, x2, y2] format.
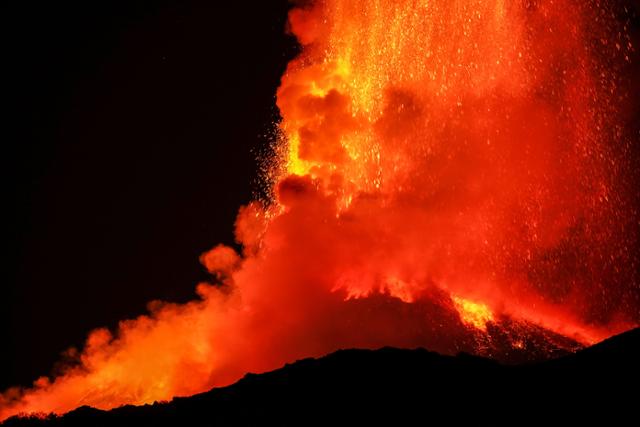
[452, 296, 494, 332]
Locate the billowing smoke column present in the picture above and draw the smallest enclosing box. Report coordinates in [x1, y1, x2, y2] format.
[1, 0, 638, 420]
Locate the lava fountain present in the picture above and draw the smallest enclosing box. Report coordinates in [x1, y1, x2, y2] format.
[1, 0, 638, 421]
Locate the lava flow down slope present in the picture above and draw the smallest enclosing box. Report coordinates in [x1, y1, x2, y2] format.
[1, 0, 638, 421]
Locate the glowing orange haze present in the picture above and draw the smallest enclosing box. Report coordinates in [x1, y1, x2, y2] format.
[2, 0, 638, 420]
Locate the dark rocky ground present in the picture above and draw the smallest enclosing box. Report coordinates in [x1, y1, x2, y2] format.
[3, 327, 638, 426]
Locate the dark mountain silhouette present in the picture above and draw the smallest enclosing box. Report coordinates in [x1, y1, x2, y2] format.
[3, 327, 638, 426]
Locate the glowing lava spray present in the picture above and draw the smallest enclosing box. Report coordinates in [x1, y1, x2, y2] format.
[1, 0, 638, 420]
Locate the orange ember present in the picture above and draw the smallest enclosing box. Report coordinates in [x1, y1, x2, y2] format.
[1, 0, 638, 422]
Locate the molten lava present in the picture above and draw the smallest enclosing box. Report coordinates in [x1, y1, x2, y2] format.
[452, 296, 494, 332]
[1, 0, 638, 422]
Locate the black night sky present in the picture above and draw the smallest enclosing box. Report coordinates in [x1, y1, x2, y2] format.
[2, 0, 298, 391]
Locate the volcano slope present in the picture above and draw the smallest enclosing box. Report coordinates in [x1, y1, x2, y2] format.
[2, 327, 638, 426]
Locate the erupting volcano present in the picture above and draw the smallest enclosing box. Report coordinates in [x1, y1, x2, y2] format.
[2, 0, 638, 421]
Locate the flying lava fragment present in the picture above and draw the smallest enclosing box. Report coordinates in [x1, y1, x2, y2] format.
[1, 0, 638, 421]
